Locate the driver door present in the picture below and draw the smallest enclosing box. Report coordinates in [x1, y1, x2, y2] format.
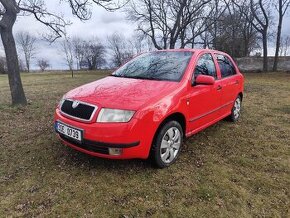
[187, 53, 223, 133]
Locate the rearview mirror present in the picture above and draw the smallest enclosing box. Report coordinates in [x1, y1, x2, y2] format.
[194, 75, 215, 85]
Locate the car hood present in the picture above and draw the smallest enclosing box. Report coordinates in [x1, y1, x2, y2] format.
[64, 76, 180, 110]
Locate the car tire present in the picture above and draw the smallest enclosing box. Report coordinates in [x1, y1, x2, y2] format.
[150, 120, 183, 168]
[228, 96, 242, 122]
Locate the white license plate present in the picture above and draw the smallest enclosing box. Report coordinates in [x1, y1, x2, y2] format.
[56, 121, 82, 142]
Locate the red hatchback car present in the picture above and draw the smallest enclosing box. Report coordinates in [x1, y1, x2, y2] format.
[55, 49, 244, 168]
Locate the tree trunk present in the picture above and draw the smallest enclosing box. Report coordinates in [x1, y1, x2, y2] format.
[25, 56, 30, 72]
[243, 36, 249, 57]
[0, 27, 27, 105]
[191, 37, 195, 49]
[180, 31, 185, 48]
[169, 40, 175, 49]
[262, 33, 268, 72]
[273, 2, 283, 72]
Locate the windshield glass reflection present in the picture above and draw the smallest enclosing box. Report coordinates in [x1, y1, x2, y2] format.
[111, 51, 193, 82]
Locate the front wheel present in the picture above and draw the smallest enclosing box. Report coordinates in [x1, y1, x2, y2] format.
[229, 96, 242, 122]
[150, 121, 183, 168]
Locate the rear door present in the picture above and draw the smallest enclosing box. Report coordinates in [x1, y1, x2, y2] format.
[187, 53, 223, 133]
[214, 53, 240, 116]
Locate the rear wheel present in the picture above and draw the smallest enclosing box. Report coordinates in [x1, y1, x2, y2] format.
[150, 120, 183, 168]
[229, 96, 242, 122]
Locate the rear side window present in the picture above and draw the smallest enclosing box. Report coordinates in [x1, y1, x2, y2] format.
[194, 53, 217, 79]
[216, 54, 236, 78]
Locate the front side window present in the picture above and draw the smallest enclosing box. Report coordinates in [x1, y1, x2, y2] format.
[216, 54, 236, 78]
[193, 53, 217, 79]
[111, 51, 193, 82]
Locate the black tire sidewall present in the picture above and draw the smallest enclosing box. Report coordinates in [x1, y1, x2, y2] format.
[152, 120, 183, 168]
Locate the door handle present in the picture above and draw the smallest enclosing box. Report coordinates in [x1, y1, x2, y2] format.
[217, 85, 222, 91]
[235, 80, 239, 85]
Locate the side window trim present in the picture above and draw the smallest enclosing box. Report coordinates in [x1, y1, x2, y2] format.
[215, 53, 237, 79]
[192, 53, 217, 81]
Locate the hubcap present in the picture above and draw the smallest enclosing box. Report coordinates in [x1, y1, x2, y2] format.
[160, 127, 181, 164]
[233, 98, 241, 119]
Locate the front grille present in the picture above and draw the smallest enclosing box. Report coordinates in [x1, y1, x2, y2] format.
[60, 134, 109, 154]
[61, 99, 96, 121]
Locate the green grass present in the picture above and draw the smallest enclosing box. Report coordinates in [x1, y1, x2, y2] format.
[0, 71, 290, 217]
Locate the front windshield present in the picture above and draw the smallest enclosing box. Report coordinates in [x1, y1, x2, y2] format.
[111, 51, 193, 82]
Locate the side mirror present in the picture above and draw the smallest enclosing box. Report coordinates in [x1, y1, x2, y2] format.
[195, 75, 215, 85]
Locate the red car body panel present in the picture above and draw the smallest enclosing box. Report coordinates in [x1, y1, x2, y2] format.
[64, 76, 181, 111]
[54, 49, 244, 159]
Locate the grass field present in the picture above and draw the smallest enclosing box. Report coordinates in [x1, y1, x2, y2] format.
[0, 71, 289, 217]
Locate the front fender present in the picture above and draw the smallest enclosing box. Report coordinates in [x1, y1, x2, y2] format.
[134, 91, 189, 149]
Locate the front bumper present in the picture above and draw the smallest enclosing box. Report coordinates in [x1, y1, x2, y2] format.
[54, 108, 154, 159]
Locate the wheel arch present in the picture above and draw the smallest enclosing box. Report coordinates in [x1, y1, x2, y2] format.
[238, 92, 243, 101]
[151, 112, 186, 150]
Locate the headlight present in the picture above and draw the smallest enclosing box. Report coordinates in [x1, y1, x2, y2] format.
[97, 108, 135, 123]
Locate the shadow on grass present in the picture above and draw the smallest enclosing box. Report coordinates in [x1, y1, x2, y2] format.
[60, 145, 153, 171]
[55, 120, 231, 173]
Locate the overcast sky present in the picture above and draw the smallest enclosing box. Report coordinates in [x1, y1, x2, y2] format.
[1, 0, 290, 70]
[12, 0, 137, 70]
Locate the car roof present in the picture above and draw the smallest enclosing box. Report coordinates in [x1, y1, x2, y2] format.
[154, 48, 229, 56]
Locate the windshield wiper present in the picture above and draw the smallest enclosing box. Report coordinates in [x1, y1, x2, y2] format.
[110, 74, 124, 77]
[125, 75, 148, 80]
[111, 74, 165, 81]
[123, 75, 165, 81]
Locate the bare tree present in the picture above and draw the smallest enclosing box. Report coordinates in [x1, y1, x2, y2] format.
[16, 31, 36, 72]
[209, 0, 258, 57]
[108, 32, 134, 67]
[60, 34, 74, 77]
[127, 0, 211, 50]
[0, 0, 122, 105]
[18, 57, 26, 72]
[182, 0, 227, 49]
[180, 13, 209, 48]
[130, 34, 155, 53]
[272, 0, 290, 71]
[284, 37, 290, 56]
[72, 37, 85, 70]
[81, 39, 106, 70]
[233, 0, 271, 71]
[130, 33, 144, 54]
[280, 36, 290, 56]
[37, 58, 50, 72]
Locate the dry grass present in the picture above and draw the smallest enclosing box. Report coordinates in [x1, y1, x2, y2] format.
[0, 71, 289, 217]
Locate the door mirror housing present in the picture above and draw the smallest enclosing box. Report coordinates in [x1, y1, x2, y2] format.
[194, 75, 215, 85]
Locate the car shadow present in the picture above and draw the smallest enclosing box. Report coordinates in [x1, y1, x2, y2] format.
[56, 119, 241, 172]
[60, 145, 153, 171]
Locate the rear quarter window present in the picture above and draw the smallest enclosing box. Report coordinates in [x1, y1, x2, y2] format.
[216, 54, 237, 78]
